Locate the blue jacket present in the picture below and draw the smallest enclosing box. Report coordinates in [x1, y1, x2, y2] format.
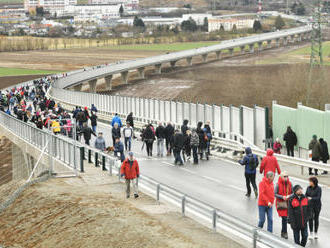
[111, 115, 122, 127]
[114, 141, 125, 162]
[239, 147, 259, 174]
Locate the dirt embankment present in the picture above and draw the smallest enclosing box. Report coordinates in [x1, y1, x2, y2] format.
[0, 75, 47, 90]
[0, 166, 241, 248]
[0, 137, 12, 186]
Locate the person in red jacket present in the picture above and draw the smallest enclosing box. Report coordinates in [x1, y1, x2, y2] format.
[258, 171, 275, 233]
[275, 171, 293, 239]
[120, 152, 140, 199]
[260, 149, 281, 176]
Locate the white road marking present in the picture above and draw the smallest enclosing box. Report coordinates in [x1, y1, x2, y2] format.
[320, 216, 330, 223]
[161, 161, 175, 167]
[202, 175, 223, 184]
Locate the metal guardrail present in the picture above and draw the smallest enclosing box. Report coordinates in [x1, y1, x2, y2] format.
[80, 143, 300, 248]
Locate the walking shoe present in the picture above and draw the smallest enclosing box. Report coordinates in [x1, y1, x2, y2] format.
[309, 232, 314, 240]
[314, 233, 318, 239]
[283, 232, 288, 239]
[254, 190, 258, 198]
[245, 193, 251, 197]
[322, 171, 328, 175]
[134, 194, 139, 199]
[126, 195, 130, 199]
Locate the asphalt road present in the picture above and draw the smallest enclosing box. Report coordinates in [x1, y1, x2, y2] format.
[90, 121, 330, 248]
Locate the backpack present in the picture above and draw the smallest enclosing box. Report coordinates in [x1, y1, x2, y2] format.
[248, 155, 257, 170]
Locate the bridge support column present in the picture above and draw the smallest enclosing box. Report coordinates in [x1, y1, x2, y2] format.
[240, 46, 245, 54]
[249, 44, 255, 53]
[258, 42, 263, 51]
[88, 79, 97, 93]
[267, 40, 272, 49]
[229, 48, 234, 55]
[297, 34, 302, 42]
[290, 35, 295, 43]
[74, 84, 82, 92]
[155, 64, 162, 74]
[202, 54, 208, 62]
[186, 57, 193, 66]
[105, 75, 113, 91]
[216, 51, 221, 59]
[137, 67, 145, 79]
[170, 60, 177, 68]
[276, 38, 280, 47]
[283, 37, 288, 46]
[121, 71, 129, 84]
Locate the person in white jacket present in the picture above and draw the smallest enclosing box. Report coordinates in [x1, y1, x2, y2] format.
[123, 123, 133, 151]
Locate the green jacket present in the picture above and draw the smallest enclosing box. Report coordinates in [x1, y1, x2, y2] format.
[309, 139, 322, 159]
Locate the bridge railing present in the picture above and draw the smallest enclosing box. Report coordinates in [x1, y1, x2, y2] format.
[79, 143, 300, 248]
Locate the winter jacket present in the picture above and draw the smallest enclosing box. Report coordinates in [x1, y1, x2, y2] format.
[197, 125, 206, 149]
[305, 186, 322, 211]
[111, 115, 122, 127]
[283, 130, 297, 148]
[173, 132, 185, 150]
[273, 142, 282, 154]
[91, 104, 98, 112]
[142, 126, 155, 142]
[275, 177, 293, 217]
[95, 137, 106, 151]
[319, 139, 329, 162]
[164, 124, 174, 140]
[258, 176, 275, 207]
[239, 147, 259, 174]
[123, 126, 133, 138]
[120, 158, 140, 180]
[80, 126, 96, 141]
[112, 127, 121, 139]
[90, 114, 97, 126]
[114, 141, 125, 162]
[309, 139, 322, 159]
[156, 125, 166, 139]
[126, 113, 134, 127]
[51, 121, 61, 134]
[190, 131, 200, 147]
[181, 120, 189, 136]
[260, 149, 281, 176]
[288, 194, 310, 230]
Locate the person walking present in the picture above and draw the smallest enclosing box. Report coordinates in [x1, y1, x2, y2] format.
[190, 129, 200, 164]
[183, 130, 192, 161]
[288, 185, 310, 247]
[90, 111, 97, 133]
[164, 122, 174, 156]
[142, 124, 155, 157]
[275, 171, 293, 239]
[114, 137, 125, 162]
[120, 152, 140, 199]
[173, 130, 184, 166]
[273, 138, 283, 154]
[197, 122, 207, 160]
[283, 126, 297, 157]
[111, 113, 122, 128]
[239, 147, 259, 198]
[51, 119, 61, 135]
[306, 177, 322, 240]
[181, 119, 189, 137]
[123, 123, 133, 151]
[258, 171, 275, 233]
[79, 122, 96, 145]
[260, 149, 281, 176]
[112, 122, 121, 147]
[308, 135, 322, 175]
[126, 112, 134, 129]
[204, 121, 212, 156]
[94, 132, 106, 151]
[155, 122, 166, 157]
[319, 138, 329, 175]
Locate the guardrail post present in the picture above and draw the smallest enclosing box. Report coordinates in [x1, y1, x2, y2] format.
[79, 147, 84, 172]
[156, 184, 160, 202]
[182, 195, 186, 217]
[253, 228, 258, 248]
[88, 149, 92, 163]
[212, 209, 217, 231]
[95, 152, 99, 167]
[102, 155, 106, 171]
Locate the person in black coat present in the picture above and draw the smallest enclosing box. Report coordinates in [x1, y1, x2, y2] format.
[112, 122, 121, 146]
[79, 123, 96, 145]
[181, 119, 189, 136]
[283, 126, 297, 157]
[319, 138, 329, 175]
[197, 122, 207, 159]
[288, 185, 310, 247]
[142, 124, 155, 157]
[305, 177, 322, 240]
[164, 122, 174, 155]
[173, 130, 185, 165]
[126, 112, 134, 128]
[90, 112, 97, 133]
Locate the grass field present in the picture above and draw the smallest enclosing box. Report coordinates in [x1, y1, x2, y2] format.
[289, 41, 330, 58]
[0, 68, 61, 77]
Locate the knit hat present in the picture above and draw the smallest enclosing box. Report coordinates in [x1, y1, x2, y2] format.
[313, 135, 317, 139]
[293, 185, 302, 193]
[128, 151, 134, 157]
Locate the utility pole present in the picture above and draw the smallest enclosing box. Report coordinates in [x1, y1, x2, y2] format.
[306, 0, 325, 106]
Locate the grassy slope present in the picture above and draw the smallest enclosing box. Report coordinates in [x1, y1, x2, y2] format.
[0, 67, 61, 77]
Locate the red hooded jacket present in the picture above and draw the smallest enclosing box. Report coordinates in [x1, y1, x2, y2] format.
[275, 176, 292, 217]
[120, 158, 140, 180]
[258, 176, 275, 207]
[260, 149, 281, 176]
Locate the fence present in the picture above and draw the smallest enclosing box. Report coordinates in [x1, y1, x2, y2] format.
[49, 87, 268, 149]
[273, 101, 330, 154]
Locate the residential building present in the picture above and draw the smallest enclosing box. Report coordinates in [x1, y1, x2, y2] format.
[24, 0, 77, 15]
[88, 0, 139, 10]
[182, 13, 212, 25]
[208, 18, 255, 32]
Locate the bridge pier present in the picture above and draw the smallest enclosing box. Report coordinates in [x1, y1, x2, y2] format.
[240, 46, 245, 54]
[155, 64, 162, 74]
[267, 40, 272, 49]
[258, 42, 263, 51]
[88, 79, 97, 93]
[121, 71, 129, 84]
[216, 51, 221, 59]
[105, 75, 113, 91]
[186, 57, 193, 66]
[74, 84, 82, 92]
[229, 48, 234, 56]
[249, 44, 254, 53]
[297, 34, 302, 42]
[170, 60, 177, 68]
[290, 35, 295, 43]
[137, 67, 145, 79]
[276, 38, 280, 47]
[202, 54, 208, 62]
[283, 37, 288, 46]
